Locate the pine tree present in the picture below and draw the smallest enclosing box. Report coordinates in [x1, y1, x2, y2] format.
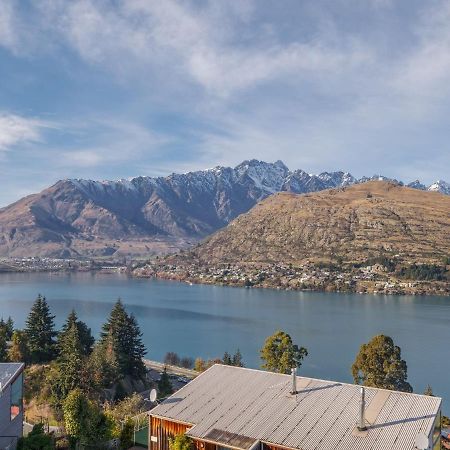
[232, 349, 244, 367]
[0, 330, 7, 362]
[56, 323, 85, 398]
[6, 317, 14, 340]
[222, 351, 232, 365]
[100, 299, 146, 378]
[58, 310, 94, 356]
[0, 316, 14, 340]
[88, 333, 120, 390]
[25, 295, 57, 363]
[158, 367, 173, 398]
[8, 330, 30, 363]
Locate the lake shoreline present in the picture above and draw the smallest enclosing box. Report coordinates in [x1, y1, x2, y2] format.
[133, 263, 450, 297]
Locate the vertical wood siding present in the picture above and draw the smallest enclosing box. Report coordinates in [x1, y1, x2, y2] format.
[149, 417, 218, 450]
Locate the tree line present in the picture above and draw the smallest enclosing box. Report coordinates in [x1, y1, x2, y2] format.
[0, 295, 147, 449]
[164, 349, 244, 372]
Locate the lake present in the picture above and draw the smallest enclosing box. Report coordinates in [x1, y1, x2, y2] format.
[0, 271, 448, 411]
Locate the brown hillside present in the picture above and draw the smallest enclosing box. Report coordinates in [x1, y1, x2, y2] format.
[191, 181, 450, 264]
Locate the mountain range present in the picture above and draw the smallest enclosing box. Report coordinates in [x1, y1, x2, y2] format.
[187, 181, 450, 265]
[0, 159, 448, 258]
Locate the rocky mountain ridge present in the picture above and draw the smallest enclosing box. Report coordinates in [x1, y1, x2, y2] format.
[0, 160, 448, 258]
[186, 181, 450, 266]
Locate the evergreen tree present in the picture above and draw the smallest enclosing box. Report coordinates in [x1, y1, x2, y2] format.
[58, 310, 94, 356]
[100, 299, 146, 378]
[6, 317, 14, 340]
[17, 423, 54, 450]
[63, 388, 112, 446]
[158, 367, 173, 398]
[55, 324, 85, 399]
[0, 316, 14, 340]
[222, 351, 232, 365]
[0, 330, 7, 362]
[232, 349, 243, 367]
[352, 335, 412, 393]
[260, 331, 308, 374]
[25, 295, 57, 363]
[88, 333, 120, 390]
[8, 330, 30, 363]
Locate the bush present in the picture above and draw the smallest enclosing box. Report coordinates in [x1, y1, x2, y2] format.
[169, 434, 194, 450]
[17, 424, 54, 450]
[119, 419, 134, 450]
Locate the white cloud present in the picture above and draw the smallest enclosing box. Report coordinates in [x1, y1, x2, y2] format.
[0, 0, 20, 53]
[0, 113, 54, 151]
[32, 0, 372, 97]
[0, 0, 449, 188]
[57, 117, 170, 169]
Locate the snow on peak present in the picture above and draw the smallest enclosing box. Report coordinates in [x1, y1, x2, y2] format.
[428, 180, 450, 194]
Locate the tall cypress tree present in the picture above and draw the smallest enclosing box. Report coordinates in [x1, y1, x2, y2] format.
[100, 299, 146, 378]
[25, 294, 57, 363]
[58, 310, 94, 356]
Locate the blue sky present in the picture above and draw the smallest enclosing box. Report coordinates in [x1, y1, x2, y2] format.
[0, 0, 449, 206]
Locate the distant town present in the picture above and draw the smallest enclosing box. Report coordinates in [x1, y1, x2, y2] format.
[135, 259, 450, 296]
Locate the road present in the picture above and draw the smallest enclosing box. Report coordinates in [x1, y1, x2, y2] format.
[143, 359, 198, 378]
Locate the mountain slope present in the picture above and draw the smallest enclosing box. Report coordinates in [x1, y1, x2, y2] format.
[0, 160, 448, 258]
[189, 181, 450, 265]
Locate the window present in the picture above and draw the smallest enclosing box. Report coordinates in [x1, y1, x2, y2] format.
[432, 411, 441, 450]
[10, 372, 23, 421]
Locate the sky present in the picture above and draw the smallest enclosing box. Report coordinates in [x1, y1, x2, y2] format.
[0, 0, 450, 206]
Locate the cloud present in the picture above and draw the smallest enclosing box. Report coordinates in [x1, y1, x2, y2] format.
[29, 0, 371, 98]
[0, 0, 449, 191]
[0, 113, 54, 151]
[55, 117, 171, 169]
[0, 0, 19, 53]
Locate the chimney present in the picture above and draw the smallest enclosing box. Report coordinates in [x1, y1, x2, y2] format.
[290, 368, 297, 395]
[357, 387, 367, 431]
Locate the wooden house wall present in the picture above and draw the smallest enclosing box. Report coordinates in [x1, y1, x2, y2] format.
[149, 416, 220, 450]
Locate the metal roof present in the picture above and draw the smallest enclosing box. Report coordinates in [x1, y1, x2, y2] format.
[151, 364, 441, 450]
[0, 363, 24, 390]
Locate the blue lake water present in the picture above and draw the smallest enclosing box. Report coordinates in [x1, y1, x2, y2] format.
[0, 271, 448, 411]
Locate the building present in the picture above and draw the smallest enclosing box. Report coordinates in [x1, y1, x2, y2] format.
[149, 364, 442, 450]
[0, 363, 24, 450]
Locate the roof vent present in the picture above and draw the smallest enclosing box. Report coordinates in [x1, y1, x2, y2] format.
[357, 387, 367, 431]
[290, 368, 297, 395]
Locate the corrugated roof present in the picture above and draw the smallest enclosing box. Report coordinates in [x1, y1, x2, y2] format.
[0, 362, 24, 389]
[150, 364, 441, 450]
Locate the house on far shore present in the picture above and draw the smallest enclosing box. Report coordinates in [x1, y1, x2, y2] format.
[149, 364, 442, 450]
[0, 363, 24, 450]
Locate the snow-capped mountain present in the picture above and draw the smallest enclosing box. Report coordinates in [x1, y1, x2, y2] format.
[0, 159, 447, 258]
[427, 180, 450, 195]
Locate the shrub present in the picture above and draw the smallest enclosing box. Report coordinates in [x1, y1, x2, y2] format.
[17, 424, 54, 450]
[169, 434, 195, 450]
